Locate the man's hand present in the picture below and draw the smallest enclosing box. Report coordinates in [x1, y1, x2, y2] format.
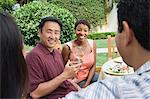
[61, 62, 81, 79]
[30, 62, 81, 98]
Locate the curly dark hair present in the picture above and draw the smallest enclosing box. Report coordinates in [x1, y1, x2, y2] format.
[117, 0, 150, 51]
[74, 19, 91, 30]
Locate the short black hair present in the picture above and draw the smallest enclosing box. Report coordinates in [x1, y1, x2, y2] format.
[74, 19, 91, 30]
[38, 16, 62, 32]
[117, 0, 150, 51]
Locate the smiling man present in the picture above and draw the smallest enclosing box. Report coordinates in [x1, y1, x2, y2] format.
[62, 0, 150, 99]
[26, 17, 80, 99]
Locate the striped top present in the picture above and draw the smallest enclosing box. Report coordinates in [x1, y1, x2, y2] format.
[62, 60, 150, 99]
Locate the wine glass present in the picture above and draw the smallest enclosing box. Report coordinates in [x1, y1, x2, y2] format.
[75, 46, 84, 64]
[69, 46, 84, 83]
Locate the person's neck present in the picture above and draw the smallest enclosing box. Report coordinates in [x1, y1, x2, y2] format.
[75, 39, 87, 46]
[47, 48, 54, 52]
[128, 47, 150, 71]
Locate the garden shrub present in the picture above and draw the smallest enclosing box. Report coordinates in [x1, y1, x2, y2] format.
[13, 1, 75, 46]
[0, 0, 16, 12]
[113, 0, 119, 3]
[88, 32, 116, 40]
[50, 0, 106, 26]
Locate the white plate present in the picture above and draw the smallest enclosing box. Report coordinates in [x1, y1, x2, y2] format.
[102, 57, 134, 76]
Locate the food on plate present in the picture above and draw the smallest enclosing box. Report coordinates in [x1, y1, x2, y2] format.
[108, 64, 129, 73]
[105, 61, 134, 75]
[103, 58, 134, 75]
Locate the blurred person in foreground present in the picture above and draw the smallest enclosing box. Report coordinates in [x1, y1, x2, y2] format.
[62, 0, 150, 98]
[26, 16, 81, 99]
[0, 12, 28, 98]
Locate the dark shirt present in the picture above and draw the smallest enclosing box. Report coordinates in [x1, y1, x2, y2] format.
[26, 43, 76, 99]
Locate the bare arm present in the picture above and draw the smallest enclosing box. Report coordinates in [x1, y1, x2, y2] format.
[82, 41, 96, 88]
[62, 44, 70, 65]
[67, 79, 81, 90]
[30, 64, 80, 98]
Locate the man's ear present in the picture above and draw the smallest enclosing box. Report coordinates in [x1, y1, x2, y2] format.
[122, 21, 133, 46]
[38, 30, 41, 37]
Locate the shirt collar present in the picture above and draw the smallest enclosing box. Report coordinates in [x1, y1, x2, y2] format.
[37, 42, 55, 55]
[135, 60, 150, 75]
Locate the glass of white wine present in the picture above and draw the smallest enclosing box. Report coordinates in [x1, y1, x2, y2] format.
[76, 46, 84, 64]
[69, 46, 84, 83]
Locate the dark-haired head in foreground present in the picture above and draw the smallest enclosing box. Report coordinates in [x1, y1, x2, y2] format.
[116, 0, 150, 70]
[0, 12, 28, 98]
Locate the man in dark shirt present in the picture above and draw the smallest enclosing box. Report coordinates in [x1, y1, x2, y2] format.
[26, 17, 80, 99]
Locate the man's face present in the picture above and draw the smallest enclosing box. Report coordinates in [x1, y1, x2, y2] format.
[39, 21, 61, 50]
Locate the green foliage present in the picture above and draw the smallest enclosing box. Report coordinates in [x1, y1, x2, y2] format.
[0, 0, 16, 12]
[13, 1, 75, 46]
[88, 32, 116, 40]
[113, 0, 119, 3]
[50, 0, 106, 26]
[96, 53, 108, 66]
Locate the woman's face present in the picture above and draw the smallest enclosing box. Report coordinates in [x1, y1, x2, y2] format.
[75, 24, 89, 42]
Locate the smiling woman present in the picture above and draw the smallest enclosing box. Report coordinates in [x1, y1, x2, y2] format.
[62, 19, 99, 88]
